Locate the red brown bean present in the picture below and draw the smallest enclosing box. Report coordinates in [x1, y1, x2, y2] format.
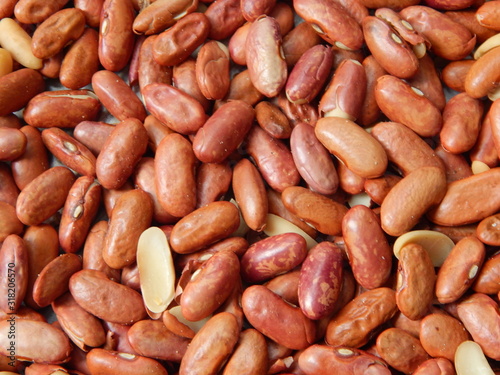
[16, 166, 76, 226]
[69, 269, 147, 325]
[242, 285, 317, 350]
[298, 241, 344, 320]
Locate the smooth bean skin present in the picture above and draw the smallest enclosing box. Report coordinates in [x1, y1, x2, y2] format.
[23, 225, 59, 309]
[95, 118, 148, 190]
[13, 0, 69, 24]
[0, 203, 24, 246]
[195, 40, 231, 100]
[232, 158, 268, 232]
[456, 293, 500, 360]
[412, 358, 456, 375]
[298, 345, 391, 375]
[16, 166, 76, 226]
[98, 0, 135, 71]
[102, 189, 153, 269]
[69, 269, 147, 325]
[285, 44, 333, 104]
[52, 292, 106, 351]
[245, 125, 300, 192]
[181, 250, 240, 321]
[381, 166, 447, 236]
[298, 241, 344, 320]
[142, 82, 207, 135]
[127, 319, 190, 362]
[222, 329, 268, 375]
[319, 59, 367, 121]
[435, 236, 485, 304]
[31, 8, 86, 60]
[87, 349, 168, 375]
[0, 128, 26, 161]
[281, 186, 348, 236]
[427, 167, 500, 226]
[179, 312, 240, 375]
[473, 251, 500, 295]
[440, 92, 483, 154]
[465, 45, 500, 99]
[0, 319, 72, 363]
[32, 253, 82, 308]
[375, 74, 443, 137]
[155, 133, 197, 218]
[0, 235, 28, 314]
[59, 28, 99, 90]
[241, 285, 317, 350]
[91, 70, 147, 122]
[195, 161, 232, 209]
[325, 287, 398, 348]
[0, 69, 45, 116]
[23, 90, 101, 128]
[315, 116, 387, 179]
[192, 100, 255, 163]
[420, 313, 470, 361]
[371, 121, 444, 176]
[290, 122, 339, 195]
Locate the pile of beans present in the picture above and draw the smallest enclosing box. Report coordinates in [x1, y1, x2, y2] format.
[0, 0, 499, 374]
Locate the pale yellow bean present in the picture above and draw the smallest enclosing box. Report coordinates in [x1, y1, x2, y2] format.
[0, 18, 43, 69]
[0, 48, 13, 78]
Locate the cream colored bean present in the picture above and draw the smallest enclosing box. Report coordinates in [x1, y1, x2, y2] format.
[136, 227, 175, 315]
[455, 341, 495, 375]
[0, 48, 12, 78]
[0, 18, 42, 69]
[393, 230, 455, 267]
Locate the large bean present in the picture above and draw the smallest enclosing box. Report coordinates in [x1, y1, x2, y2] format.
[179, 312, 240, 375]
[52, 292, 106, 351]
[245, 16, 287, 97]
[127, 319, 189, 362]
[0, 235, 28, 314]
[342, 205, 392, 289]
[290, 122, 338, 195]
[427, 167, 500, 225]
[381, 166, 447, 236]
[298, 241, 344, 320]
[376, 327, 430, 373]
[456, 293, 500, 360]
[192, 100, 255, 163]
[232, 158, 268, 232]
[32, 253, 82, 308]
[69, 269, 147, 324]
[0, 69, 45, 116]
[95, 118, 148, 190]
[419, 313, 470, 361]
[180, 250, 240, 321]
[0, 319, 72, 363]
[315, 116, 387, 178]
[87, 349, 168, 375]
[325, 287, 398, 348]
[396, 243, 436, 320]
[242, 285, 317, 350]
[246, 125, 300, 192]
[16, 166, 75, 226]
[98, 0, 135, 71]
[298, 345, 391, 375]
[241, 232, 307, 283]
[102, 189, 153, 269]
[435, 236, 485, 304]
